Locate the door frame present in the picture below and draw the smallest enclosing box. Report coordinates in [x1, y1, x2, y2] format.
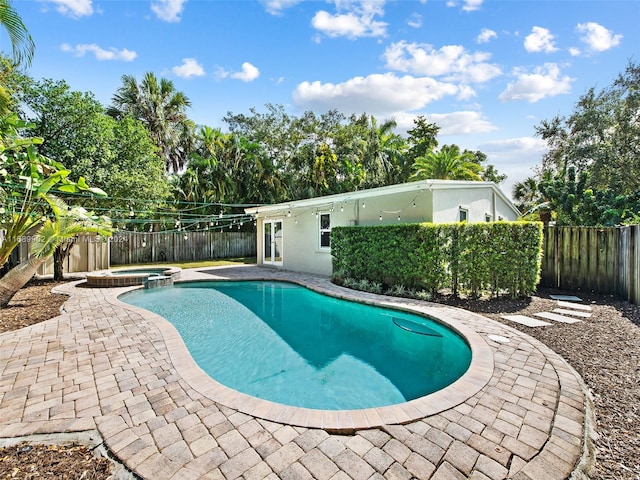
[263, 218, 283, 266]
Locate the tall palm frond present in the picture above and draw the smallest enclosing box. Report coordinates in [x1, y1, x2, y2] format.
[410, 146, 483, 181]
[0, 0, 34, 66]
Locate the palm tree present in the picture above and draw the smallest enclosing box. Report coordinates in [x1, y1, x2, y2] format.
[0, 0, 34, 66]
[361, 115, 406, 188]
[0, 198, 112, 307]
[410, 145, 483, 181]
[513, 176, 542, 213]
[108, 72, 193, 172]
[0, 0, 34, 115]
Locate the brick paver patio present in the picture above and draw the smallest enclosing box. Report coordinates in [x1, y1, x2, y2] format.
[0, 266, 594, 479]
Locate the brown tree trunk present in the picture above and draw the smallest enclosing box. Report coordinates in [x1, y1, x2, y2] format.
[53, 239, 76, 281]
[53, 246, 64, 281]
[0, 256, 46, 307]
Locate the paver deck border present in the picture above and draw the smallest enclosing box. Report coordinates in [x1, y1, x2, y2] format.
[0, 265, 596, 479]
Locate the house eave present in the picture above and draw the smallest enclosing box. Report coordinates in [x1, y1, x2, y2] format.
[245, 179, 520, 218]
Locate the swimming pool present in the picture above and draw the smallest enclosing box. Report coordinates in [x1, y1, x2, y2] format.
[121, 281, 471, 411]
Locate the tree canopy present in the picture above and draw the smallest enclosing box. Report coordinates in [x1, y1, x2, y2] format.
[530, 61, 640, 225]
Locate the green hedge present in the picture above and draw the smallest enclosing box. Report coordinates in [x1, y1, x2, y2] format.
[331, 221, 543, 298]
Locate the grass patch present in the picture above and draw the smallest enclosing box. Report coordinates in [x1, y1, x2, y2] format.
[112, 257, 257, 270]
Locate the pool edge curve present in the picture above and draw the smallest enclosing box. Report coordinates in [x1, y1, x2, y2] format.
[110, 278, 494, 433]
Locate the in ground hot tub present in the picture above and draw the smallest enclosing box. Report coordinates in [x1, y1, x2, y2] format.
[85, 266, 181, 288]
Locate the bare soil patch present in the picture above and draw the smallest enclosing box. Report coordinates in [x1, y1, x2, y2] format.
[1, 279, 639, 479]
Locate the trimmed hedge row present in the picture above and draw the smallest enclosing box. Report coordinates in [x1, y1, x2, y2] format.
[331, 221, 544, 298]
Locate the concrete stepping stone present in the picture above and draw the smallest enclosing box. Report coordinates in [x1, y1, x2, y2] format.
[553, 308, 592, 318]
[488, 334, 511, 343]
[557, 300, 592, 311]
[549, 294, 582, 301]
[534, 312, 582, 324]
[501, 314, 552, 327]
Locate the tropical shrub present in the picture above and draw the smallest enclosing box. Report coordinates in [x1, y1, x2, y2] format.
[331, 221, 543, 298]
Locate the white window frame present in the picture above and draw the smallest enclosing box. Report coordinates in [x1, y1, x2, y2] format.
[485, 213, 492, 222]
[459, 208, 469, 222]
[318, 211, 331, 251]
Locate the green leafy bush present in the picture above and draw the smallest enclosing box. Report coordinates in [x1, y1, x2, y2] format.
[331, 221, 543, 298]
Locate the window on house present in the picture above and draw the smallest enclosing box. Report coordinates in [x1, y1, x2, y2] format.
[485, 214, 492, 222]
[319, 212, 331, 249]
[459, 208, 469, 222]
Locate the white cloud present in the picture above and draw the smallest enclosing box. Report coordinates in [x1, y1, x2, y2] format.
[41, 0, 93, 18]
[476, 28, 497, 44]
[383, 41, 501, 83]
[524, 26, 558, 53]
[425, 111, 497, 135]
[311, 1, 387, 39]
[60, 43, 136, 61]
[446, 0, 483, 11]
[407, 13, 422, 28]
[569, 47, 581, 57]
[260, 0, 302, 15]
[499, 63, 574, 103]
[151, 0, 187, 23]
[576, 22, 622, 52]
[478, 137, 548, 196]
[462, 0, 483, 11]
[292, 73, 461, 116]
[172, 58, 205, 78]
[217, 62, 260, 82]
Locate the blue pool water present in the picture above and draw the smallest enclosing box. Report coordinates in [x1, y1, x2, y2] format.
[121, 281, 471, 410]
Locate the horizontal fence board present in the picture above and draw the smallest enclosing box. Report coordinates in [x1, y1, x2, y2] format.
[541, 225, 640, 306]
[110, 231, 256, 265]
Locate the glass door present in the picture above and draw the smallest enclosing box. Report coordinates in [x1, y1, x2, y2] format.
[263, 219, 283, 265]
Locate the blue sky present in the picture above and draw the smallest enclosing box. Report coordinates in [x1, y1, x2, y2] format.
[4, 0, 637, 196]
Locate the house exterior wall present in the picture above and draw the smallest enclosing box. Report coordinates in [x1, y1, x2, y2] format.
[251, 181, 519, 277]
[256, 190, 435, 276]
[431, 187, 519, 223]
[352, 189, 433, 226]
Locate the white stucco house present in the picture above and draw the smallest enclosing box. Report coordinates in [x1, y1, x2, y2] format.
[245, 179, 520, 276]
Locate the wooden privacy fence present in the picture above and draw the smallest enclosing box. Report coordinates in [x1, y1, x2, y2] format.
[110, 231, 256, 265]
[541, 225, 640, 305]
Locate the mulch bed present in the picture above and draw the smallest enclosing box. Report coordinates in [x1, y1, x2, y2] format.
[0, 442, 112, 479]
[1, 279, 639, 479]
